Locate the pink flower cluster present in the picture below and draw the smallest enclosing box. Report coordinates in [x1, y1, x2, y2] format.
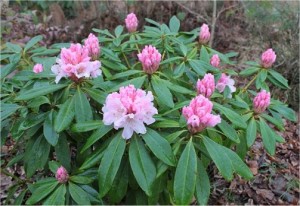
[183, 95, 221, 134]
[216, 73, 236, 98]
[125, 13, 138, 33]
[210, 54, 220, 68]
[33, 64, 43, 73]
[102, 85, 158, 139]
[51, 39, 101, 83]
[84, 33, 100, 60]
[253, 90, 271, 113]
[197, 73, 215, 98]
[56, 166, 69, 183]
[137, 45, 161, 74]
[199, 23, 210, 44]
[261, 48, 276, 68]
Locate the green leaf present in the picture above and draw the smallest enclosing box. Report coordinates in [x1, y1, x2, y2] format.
[151, 119, 180, 128]
[110, 70, 142, 80]
[270, 104, 296, 122]
[188, 59, 206, 76]
[160, 56, 182, 65]
[195, 159, 210, 205]
[6, 42, 22, 53]
[142, 128, 176, 166]
[129, 135, 156, 196]
[98, 132, 126, 198]
[15, 84, 67, 101]
[223, 147, 253, 180]
[24, 135, 50, 177]
[200, 46, 209, 62]
[69, 182, 90, 205]
[54, 97, 75, 133]
[26, 180, 59, 204]
[174, 139, 197, 205]
[240, 67, 260, 76]
[203, 136, 233, 180]
[109, 76, 146, 92]
[174, 62, 186, 77]
[259, 118, 276, 155]
[83, 88, 107, 105]
[268, 69, 289, 88]
[71, 121, 103, 133]
[214, 103, 247, 129]
[48, 161, 60, 174]
[169, 15, 180, 32]
[102, 47, 121, 62]
[261, 113, 284, 131]
[14, 189, 27, 205]
[246, 117, 257, 147]
[0, 63, 18, 79]
[81, 125, 113, 153]
[55, 134, 71, 171]
[28, 96, 50, 109]
[218, 120, 240, 143]
[0, 103, 21, 121]
[43, 184, 66, 205]
[24, 35, 43, 52]
[74, 87, 93, 123]
[43, 111, 59, 146]
[70, 176, 93, 184]
[145, 18, 161, 28]
[152, 76, 174, 108]
[114, 25, 124, 37]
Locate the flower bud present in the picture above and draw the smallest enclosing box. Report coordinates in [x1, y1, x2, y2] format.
[261, 48, 276, 68]
[84, 33, 100, 60]
[210, 54, 220, 68]
[199, 23, 210, 44]
[56, 166, 69, 183]
[137, 45, 161, 74]
[125, 13, 138, 33]
[196, 73, 215, 98]
[253, 90, 271, 113]
[33, 64, 43, 73]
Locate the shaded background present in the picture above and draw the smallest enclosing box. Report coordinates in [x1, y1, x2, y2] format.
[1, 0, 299, 204]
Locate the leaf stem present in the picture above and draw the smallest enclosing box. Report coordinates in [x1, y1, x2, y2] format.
[122, 52, 131, 69]
[242, 73, 259, 93]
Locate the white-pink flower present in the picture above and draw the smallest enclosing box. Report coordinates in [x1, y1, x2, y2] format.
[199, 23, 210, 44]
[51, 43, 101, 83]
[102, 85, 158, 139]
[196, 73, 215, 98]
[216, 73, 236, 98]
[182, 95, 221, 134]
[84, 33, 100, 60]
[137, 45, 161, 74]
[125, 13, 138, 33]
[253, 90, 271, 113]
[210, 54, 220, 68]
[33, 63, 43, 73]
[56, 166, 69, 183]
[261, 48, 276, 68]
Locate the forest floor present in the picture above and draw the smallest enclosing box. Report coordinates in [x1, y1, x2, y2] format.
[1, 1, 299, 205]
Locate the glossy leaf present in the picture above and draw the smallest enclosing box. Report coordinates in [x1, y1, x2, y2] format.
[246, 117, 257, 147]
[74, 87, 93, 123]
[54, 97, 75, 132]
[195, 159, 210, 205]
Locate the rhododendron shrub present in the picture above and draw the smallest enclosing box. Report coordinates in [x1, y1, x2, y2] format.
[1, 15, 296, 205]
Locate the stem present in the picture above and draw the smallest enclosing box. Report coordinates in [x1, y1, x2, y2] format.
[133, 34, 140, 53]
[242, 73, 259, 93]
[122, 52, 131, 69]
[0, 168, 26, 184]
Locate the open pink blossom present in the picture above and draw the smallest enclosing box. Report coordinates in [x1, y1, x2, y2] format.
[216, 73, 236, 98]
[102, 85, 158, 139]
[125, 13, 138, 33]
[199, 23, 210, 44]
[210, 54, 220, 68]
[84, 33, 100, 60]
[56, 166, 69, 183]
[196, 73, 215, 98]
[137, 45, 161, 74]
[51, 43, 101, 83]
[182, 95, 221, 134]
[261, 48, 276, 68]
[253, 90, 271, 113]
[33, 63, 43, 73]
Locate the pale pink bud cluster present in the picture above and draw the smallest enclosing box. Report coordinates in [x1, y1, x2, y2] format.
[84, 33, 100, 60]
[51, 42, 101, 83]
[196, 73, 215, 98]
[56, 166, 69, 183]
[33, 63, 43, 73]
[125, 13, 138, 33]
[253, 90, 271, 113]
[210, 54, 220, 68]
[182, 95, 221, 134]
[199, 23, 210, 44]
[137, 45, 161, 74]
[261, 48, 276, 68]
[102, 85, 158, 139]
[216, 73, 236, 98]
